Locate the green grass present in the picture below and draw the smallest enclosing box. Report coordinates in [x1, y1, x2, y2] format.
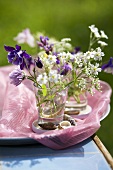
[0, 0, 113, 155]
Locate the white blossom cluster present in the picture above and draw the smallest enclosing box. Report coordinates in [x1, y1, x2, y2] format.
[89, 25, 108, 48]
[13, 25, 108, 96]
[40, 53, 56, 68]
[57, 48, 103, 94]
[53, 38, 72, 52]
[36, 52, 64, 86]
[36, 70, 62, 85]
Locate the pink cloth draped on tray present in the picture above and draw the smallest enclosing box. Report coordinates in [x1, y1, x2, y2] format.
[0, 65, 112, 149]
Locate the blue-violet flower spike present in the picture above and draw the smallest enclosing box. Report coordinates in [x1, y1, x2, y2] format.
[37, 36, 53, 54]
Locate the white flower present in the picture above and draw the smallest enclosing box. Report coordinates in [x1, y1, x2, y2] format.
[40, 53, 55, 68]
[66, 52, 74, 60]
[94, 47, 104, 61]
[78, 78, 86, 90]
[62, 42, 72, 50]
[98, 40, 108, 47]
[49, 70, 61, 83]
[90, 63, 101, 75]
[14, 28, 35, 47]
[47, 54, 56, 64]
[89, 25, 101, 38]
[89, 25, 96, 32]
[84, 51, 94, 60]
[74, 52, 84, 66]
[61, 38, 71, 42]
[54, 39, 72, 52]
[37, 73, 48, 85]
[58, 52, 67, 63]
[100, 30, 108, 39]
[84, 65, 91, 76]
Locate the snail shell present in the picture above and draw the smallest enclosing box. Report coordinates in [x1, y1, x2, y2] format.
[58, 121, 71, 129]
[63, 114, 76, 126]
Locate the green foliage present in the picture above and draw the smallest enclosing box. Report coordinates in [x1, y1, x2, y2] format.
[0, 0, 113, 155]
[41, 84, 47, 97]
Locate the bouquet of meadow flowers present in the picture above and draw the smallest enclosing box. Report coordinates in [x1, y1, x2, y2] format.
[4, 25, 109, 124]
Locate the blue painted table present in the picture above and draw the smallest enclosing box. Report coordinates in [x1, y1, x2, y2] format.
[0, 137, 112, 170]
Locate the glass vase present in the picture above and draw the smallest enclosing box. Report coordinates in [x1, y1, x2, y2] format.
[65, 89, 87, 115]
[34, 87, 67, 129]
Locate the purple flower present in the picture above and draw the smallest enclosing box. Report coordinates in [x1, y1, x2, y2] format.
[43, 44, 53, 54]
[9, 68, 25, 86]
[4, 45, 22, 65]
[60, 63, 72, 75]
[56, 57, 60, 64]
[37, 36, 53, 54]
[74, 47, 81, 53]
[101, 57, 113, 74]
[35, 57, 43, 68]
[4, 45, 33, 70]
[37, 36, 49, 48]
[40, 36, 49, 45]
[71, 47, 81, 54]
[20, 51, 33, 70]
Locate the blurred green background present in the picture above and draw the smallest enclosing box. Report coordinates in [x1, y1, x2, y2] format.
[0, 0, 113, 155]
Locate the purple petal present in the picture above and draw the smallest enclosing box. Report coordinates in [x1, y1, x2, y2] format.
[37, 42, 44, 47]
[101, 57, 113, 70]
[12, 55, 20, 65]
[74, 47, 80, 53]
[4, 45, 15, 52]
[9, 68, 25, 86]
[20, 62, 25, 70]
[7, 53, 15, 63]
[56, 58, 60, 64]
[40, 36, 49, 45]
[61, 63, 72, 75]
[35, 57, 43, 68]
[22, 52, 31, 59]
[15, 45, 21, 51]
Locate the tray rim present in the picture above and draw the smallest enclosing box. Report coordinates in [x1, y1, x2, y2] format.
[0, 104, 110, 145]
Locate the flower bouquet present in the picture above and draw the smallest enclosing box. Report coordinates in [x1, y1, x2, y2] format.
[4, 24, 110, 130]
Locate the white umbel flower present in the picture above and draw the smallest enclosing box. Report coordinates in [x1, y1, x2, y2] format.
[90, 63, 101, 75]
[94, 47, 104, 61]
[49, 70, 61, 83]
[61, 38, 71, 42]
[37, 73, 48, 85]
[48, 54, 56, 64]
[89, 25, 101, 38]
[100, 30, 108, 39]
[58, 52, 68, 63]
[98, 40, 108, 47]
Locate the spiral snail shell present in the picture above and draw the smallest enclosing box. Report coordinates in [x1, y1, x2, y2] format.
[58, 121, 71, 129]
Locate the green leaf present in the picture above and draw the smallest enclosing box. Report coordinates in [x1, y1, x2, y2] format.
[41, 84, 47, 96]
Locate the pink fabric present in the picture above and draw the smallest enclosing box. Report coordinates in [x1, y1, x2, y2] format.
[0, 65, 112, 149]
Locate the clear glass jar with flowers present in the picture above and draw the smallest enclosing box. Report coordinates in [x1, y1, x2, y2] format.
[4, 39, 70, 130]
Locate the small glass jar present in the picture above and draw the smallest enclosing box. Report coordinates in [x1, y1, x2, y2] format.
[65, 90, 87, 115]
[34, 87, 68, 128]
